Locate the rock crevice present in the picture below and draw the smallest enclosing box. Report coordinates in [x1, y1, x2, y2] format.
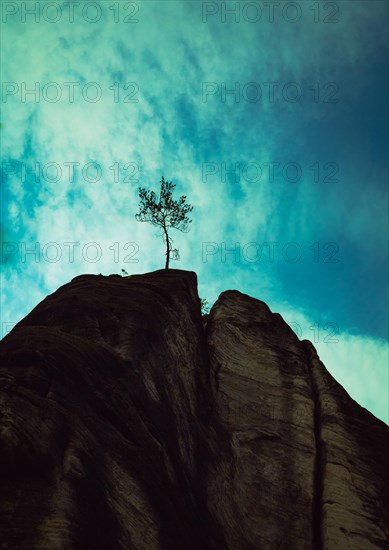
[303, 341, 324, 550]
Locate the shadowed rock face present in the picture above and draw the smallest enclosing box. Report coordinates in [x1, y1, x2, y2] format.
[0, 269, 388, 549]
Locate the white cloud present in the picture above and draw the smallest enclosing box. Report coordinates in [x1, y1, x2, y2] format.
[1, 1, 387, 423]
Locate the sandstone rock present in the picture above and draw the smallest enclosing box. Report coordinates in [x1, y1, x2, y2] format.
[0, 269, 387, 549]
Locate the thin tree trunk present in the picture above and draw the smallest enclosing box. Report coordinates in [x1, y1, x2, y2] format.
[164, 226, 170, 269]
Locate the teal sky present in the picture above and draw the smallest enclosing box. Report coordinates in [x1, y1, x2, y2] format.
[1, 1, 388, 422]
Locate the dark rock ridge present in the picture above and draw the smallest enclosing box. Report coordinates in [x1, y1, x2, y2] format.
[0, 269, 387, 549]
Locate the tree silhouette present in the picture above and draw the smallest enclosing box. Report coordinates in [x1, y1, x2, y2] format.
[200, 298, 210, 315]
[135, 176, 193, 269]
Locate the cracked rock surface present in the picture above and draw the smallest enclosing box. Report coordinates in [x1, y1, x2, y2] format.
[0, 270, 388, 549]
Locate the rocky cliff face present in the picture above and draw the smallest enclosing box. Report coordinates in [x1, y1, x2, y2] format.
[0, 269, 388, 549]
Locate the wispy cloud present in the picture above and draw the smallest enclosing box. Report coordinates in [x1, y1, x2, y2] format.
[1, 1, 387, 422]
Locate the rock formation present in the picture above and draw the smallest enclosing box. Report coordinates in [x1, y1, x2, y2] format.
[0, 269, 388, 549]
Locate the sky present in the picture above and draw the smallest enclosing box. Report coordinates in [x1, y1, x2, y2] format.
[1, 0, 388, 422]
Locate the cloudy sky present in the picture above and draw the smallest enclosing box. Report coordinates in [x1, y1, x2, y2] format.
[1, 0, 388, 422]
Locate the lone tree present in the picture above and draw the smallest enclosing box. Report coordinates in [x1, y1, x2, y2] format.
[135, 176, 194, 269]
